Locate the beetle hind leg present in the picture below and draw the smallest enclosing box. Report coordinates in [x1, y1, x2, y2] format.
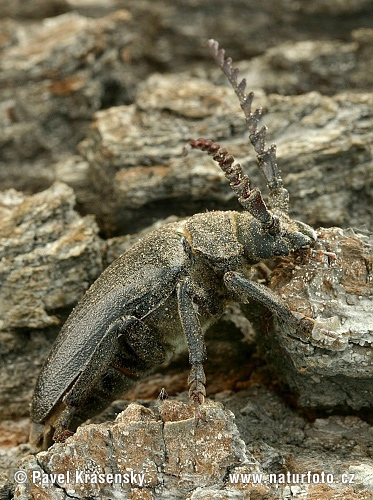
[120, 316, 165, 366]
[47, 316, 164, 446]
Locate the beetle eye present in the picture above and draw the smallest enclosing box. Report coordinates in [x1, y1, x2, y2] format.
[273, 250, 282, 256]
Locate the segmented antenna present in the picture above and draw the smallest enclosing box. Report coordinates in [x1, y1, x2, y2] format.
[207, 39, 289, 213]
[188, 138, 274, 227]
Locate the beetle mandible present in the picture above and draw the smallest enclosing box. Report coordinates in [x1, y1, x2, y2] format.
[30, 39, 317, 450]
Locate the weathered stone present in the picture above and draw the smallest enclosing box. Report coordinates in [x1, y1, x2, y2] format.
[0, 329, 51, 421]
[80, 75, 372, 233]
[264, 227, 373, 409]
[79, 73, 242, 233]
[0, 182, 104, 428]
[11, 396, 373, 499]
[0, 0, 69, 19]
[66, 0, 373, 70]
[260, 92, 372, 230]
[220, 30, 373, 95]
[0, 182, 103, 330]
[218, 387, 373, 499]
[14, 401, 252, 499]
[298, 0, 372, 15]
[0, 8, 134, 188]
[350, 28, 373, 91]
[235, 40, 356, 95]
[0, 18, 22, 52]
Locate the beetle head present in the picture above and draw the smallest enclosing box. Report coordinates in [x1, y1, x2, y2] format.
[237, 211, 317, 262]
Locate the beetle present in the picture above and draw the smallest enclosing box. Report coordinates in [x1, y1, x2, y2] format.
[30, 39, 317, 450]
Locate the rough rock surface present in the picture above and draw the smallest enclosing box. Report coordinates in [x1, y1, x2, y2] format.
[66, 0, 373, 70]
[81, 78, 373, 234]
[13, 400, 373, 499]
[221, 29, 373, 96]
[1, 1, 372, 225]
[0, 183, 103, 428]
[0, 0, 69, 19]
[265, 227, 373, 409]
[1, 0, 372, 498]
[0, 9, 133, 193]
[79, 74, 242, 233]
[0, 182, 103, 330]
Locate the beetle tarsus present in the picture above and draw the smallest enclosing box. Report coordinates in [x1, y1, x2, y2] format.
[54, 429, 74, 443]
[188, 362, 207, 408]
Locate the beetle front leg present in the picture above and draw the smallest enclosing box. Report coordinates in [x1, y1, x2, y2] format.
[177, 278, 207, 414]
[224, 271, 297, 327]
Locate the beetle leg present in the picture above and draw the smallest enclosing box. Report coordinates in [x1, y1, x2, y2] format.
[50, 315, 164, 445]
[122, 316, 165, 365]
[224, 271, 297, 327]
[177, 278, 207, 413]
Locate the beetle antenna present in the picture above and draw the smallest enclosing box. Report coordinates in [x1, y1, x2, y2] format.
[187, 138, 278, 230]
[207, 39, 289, 214]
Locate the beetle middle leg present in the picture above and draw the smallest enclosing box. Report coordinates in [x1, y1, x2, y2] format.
[177, 278, 207, 417]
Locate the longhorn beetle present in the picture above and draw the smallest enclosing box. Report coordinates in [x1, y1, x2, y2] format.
[30, 39, 317, 449]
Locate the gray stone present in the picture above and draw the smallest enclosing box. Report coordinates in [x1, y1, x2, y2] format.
[230, 32, 373, 95]
[14, 401, 253, 499]
[0, 9, 134, 191]
[79, 73, 241, 233]
[0, 182, 103, 330]
[265, 226, 373, 409]
[11, 397, 373, 499]
[80, 74, 372, 233]
[0, 0, 69, 19]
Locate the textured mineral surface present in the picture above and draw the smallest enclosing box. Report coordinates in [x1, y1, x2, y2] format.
[1, 0, 372, 498]
[13, 400, 373, 499]
[267, 227, 373, 409]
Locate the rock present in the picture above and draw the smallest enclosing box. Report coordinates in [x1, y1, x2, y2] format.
[298, 0, 372, 15]
[79, 73, 242, 233]
[264, 91, 372, 231]
[0, 9, 134, 193]
[12, 397, 373, 499]
[233, 39, 357, 95]
[0, 329, 51, 422]
[0, 182, 103, 330]
[263, 227, 373, 409]
[1, 6, 372, 230]
[14, 401, 255, 499]
[0, 0, 69, 19]
[80, 74, 372, 233]
[66, 0, 373, 69]
[219, 387, 373, 499]
[218, 29, 373, 95]
[0, 183, 104, 426]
